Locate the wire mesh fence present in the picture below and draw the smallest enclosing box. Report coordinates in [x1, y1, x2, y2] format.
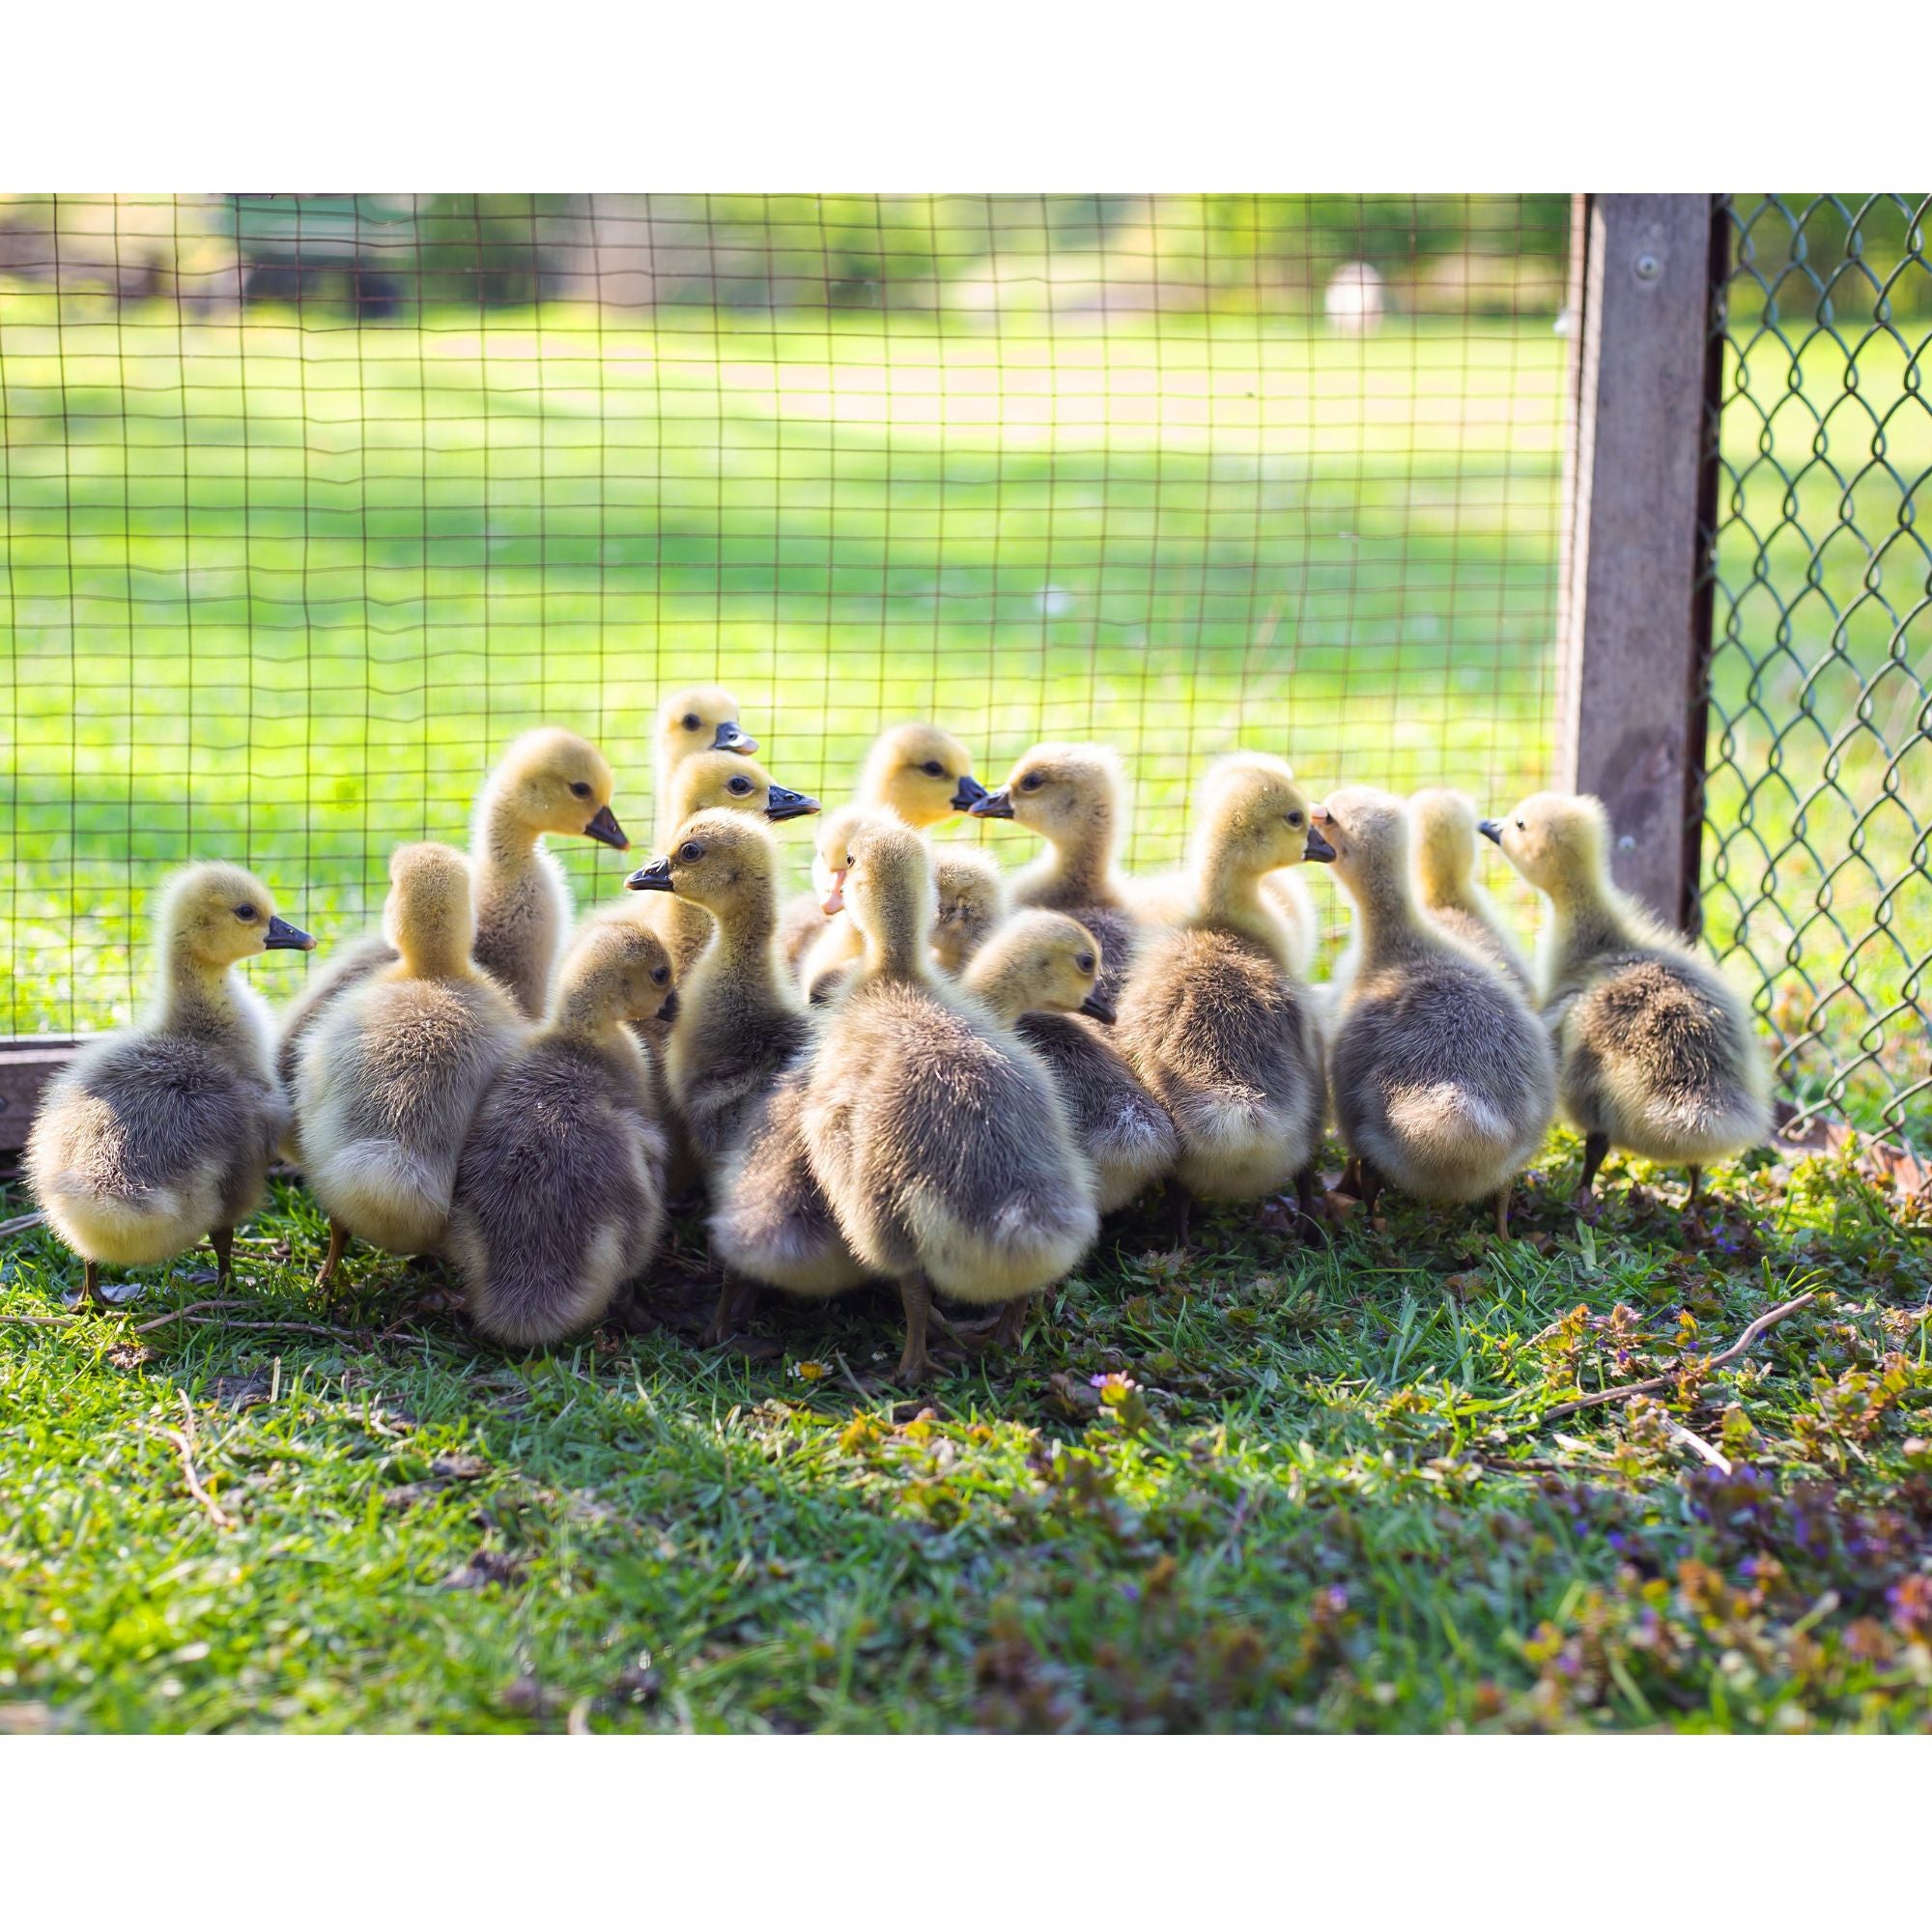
[1703, 193, 1932, 1151]
[1, 192, 1573, 1037]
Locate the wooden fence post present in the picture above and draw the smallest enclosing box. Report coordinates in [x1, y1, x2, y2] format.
[1557, 192, 1726, 933]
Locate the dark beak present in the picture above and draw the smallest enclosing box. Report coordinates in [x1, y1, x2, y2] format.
[1303, 826, 1336, 865]
[1079, 991, 1117, 1026]
[655, 988, 679, 1023]
[264, 915, 317, 952]
[951, 773, 990, 812]
[764, 783, 820, 823]
[626, 858, 676, 893]
[582, 804, 630, 851]
[713, 721, 757, 755]
[968, 785, 1014, 820]
[1478, 818, 1504, 846]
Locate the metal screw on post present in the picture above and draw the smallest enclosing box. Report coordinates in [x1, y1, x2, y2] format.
[1634, 251, 1662, 281]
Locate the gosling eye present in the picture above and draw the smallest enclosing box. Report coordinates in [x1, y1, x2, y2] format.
[234, 903, 258, 923]
[682, 713, 701, 731]
[1019, 771, 1045, 791]
[1075, 952, 1096, 974]
[726, 775, 754, 796]
[569, 781, 593, 800]
[1285, 810, 1304, 829]
[1515, 817, 1526, 832]
[677, 841, 703, 864]
[651, 964, 670, 985]
[920, 759, 945, 779]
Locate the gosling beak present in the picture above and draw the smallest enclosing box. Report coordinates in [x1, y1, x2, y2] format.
[968, 785, 1015, 820]
[264, 915, 317, 952]
[626, 858, 676, 893]
[764, 783, 820, 823]
[713, 721, 757, 754]
[1478, 818, 1504, 846]
[951, 773, 991, 812]
[1303, 826, 1336, 865]
[582, 804, 630, 851]
[655, 988, 679, 1023]
[820, 870, 847, 918]
[1079, 990, 1117, 1026]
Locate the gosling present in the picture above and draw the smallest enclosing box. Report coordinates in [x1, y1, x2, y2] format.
[651, 684, 756, 842]
[1484, 791, 1772, 1208]
[297, 842, 526, 1285]
[1320, 786, 1556, 1237]
[449, 920, 677, 1348]
[1113, 753, 1331, 1246]
[25, 864, 315, 1306]
[628, 813, 867, 1334]
[801, 814, 1098, 1378]
[963, 909, 1179, 1215]
[968, 741, 1144, 1006]
[779, 722, 985, 977]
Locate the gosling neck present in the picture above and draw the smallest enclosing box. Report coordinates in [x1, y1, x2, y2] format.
[1345, 862, 1432, 966]
[1539, 861, 1629, 971]
[859, 894, 930, 982]
[471, 780, 543, 888]
[156, 946, 249, 1037]
[697, 885, 788, 1005]
[1034, 800, 1116, 904]
[960, 956, 1030, 1027]
[396, 926, 472, 980]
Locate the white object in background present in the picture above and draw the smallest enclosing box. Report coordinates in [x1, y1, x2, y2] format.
[1323, 262, 1385, 334]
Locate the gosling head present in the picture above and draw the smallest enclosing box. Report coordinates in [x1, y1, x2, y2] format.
[1311, 785, 1409, 901]
[1480, 791, 1609, 898]
[665, 750, 819, 829]
[929, 847, 1008, 974]
[969, 741, 1123, 846]
[1193, 752, 1333, 879]
[965, 908, 1113, 1026]
[625, 810, 780, 925]
[159, 862, 315, 974]
[840, 812, 934, 970]
[384, 841, 477, 978]
[860, 723, 985, 827]
[555, 918, 678, 1032]
[655, 685, 755, 764]
[1406, 787, 1483, 909]
[486, 727, 628, 850]
[810, 803, 874, 917]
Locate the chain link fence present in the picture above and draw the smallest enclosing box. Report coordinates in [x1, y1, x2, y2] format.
[1703, 194, 1932, 1151]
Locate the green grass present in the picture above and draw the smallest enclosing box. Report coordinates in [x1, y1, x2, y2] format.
[4, 1138, 1929, 1734]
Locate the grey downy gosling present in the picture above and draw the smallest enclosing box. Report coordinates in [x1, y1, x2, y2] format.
[297, 842, 526, 1287]
[963, 908, 1179, 1215]
[779, 722, 986, 978]
[1484, 791, 1772, 1210]
[629, 814, 869, 1337]
[1319, 785, 1556, 1238]
[448, 919, 678, 1348]
[967, 741, 1146, 1008]
[275, 727, 628, 1104]
[1113, 753, 1332, 1247]
[800, 813, 1099, 1379]
[26, 863, 315, 1306]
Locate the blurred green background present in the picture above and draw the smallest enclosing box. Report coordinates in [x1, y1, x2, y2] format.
[1, 193, 1924, 1143]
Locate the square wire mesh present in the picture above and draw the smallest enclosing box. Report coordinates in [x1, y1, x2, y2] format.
[2, 193, 1570, 1035]
[1704, 194, 1932, 1150]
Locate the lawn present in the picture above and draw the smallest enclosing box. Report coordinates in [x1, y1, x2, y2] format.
[2, 1134, 1928, 1734]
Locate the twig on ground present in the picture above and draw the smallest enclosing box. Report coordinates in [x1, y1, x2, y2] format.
[1525, 1291, 1817, 1430]
[5, 1298, 386, 1347]
[832, 1351, 872, 1404]
[0, 1210, 48, 1238]
[1665, 1420, 1733, 1474]
[161, 1390, 232, 1530]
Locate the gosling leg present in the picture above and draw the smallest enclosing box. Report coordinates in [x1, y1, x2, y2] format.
[990, 1294, 1032, 1350]
[1687, 1164, 1702, 1208]
[1575, 1131, 1610, 1206]
[210, 1226, 235, 1289]
[1168, 1180, 1193, 1251]
[1492, 1179, 1513, 1242]
[1357, 1161, 1384, 1217]
[896, 1273, 936, 1382]
[314, 1217, 349, 1292]
[63, 1257, 109, 1311]
[705, 1270, 759, 1347]
[1293, 1162, 1326, 1244]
